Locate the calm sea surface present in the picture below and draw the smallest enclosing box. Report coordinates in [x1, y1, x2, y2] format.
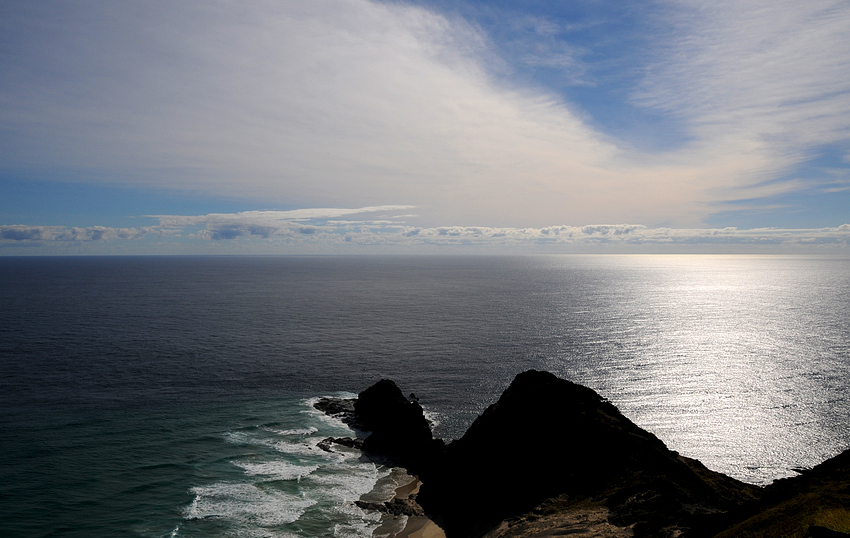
[1, 255, 848, 537]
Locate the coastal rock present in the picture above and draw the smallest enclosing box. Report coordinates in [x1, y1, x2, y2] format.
[313, 397, 358, 426]
[354, 379, 440, 470]
[314, 379, 440, 470]
[317, 436, 364, 452]
[355, 497, 426, 517]
[416, 370, 759, 538]
[315, 372, 849, 538]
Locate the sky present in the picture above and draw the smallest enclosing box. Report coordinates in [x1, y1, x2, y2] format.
[2, 0, 850, 255]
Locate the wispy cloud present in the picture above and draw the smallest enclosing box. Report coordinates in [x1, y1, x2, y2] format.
[633, 0, 850, 183]
[0, 0, 848, 230]
[150, 206, 414, 228]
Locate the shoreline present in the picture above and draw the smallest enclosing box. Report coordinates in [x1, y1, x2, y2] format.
[390, 476, 445, 538]
[328, 373, 850, 538]
[392, 515, 445, 538]
[371, 472, 446, 538]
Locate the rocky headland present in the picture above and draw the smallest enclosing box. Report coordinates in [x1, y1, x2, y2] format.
[314, 370, 850, 538]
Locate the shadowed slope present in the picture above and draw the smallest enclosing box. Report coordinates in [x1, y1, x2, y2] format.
[316, 371, 848, 537]
[707, 449, 850, 538]
[417, 370, 758, 537]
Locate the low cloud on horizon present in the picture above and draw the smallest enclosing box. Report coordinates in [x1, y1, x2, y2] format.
[3, 206, 849, 255]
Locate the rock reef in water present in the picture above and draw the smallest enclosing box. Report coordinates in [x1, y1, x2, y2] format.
[315, 370, 850, 538]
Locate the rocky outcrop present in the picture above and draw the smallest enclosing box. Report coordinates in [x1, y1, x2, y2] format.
[354, 379, 438, 468]
[416, 370, 759, 537]
[314, 379, 441, 471]
[355, 497, 426, 517]
[313, 397, 356, 423]
[315, 371, 849, 538]
[317, 436, 363, 452]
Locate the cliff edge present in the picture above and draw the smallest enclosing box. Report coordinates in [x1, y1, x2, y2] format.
[315, 370, 850, 538]
[416, 370, 759, 537]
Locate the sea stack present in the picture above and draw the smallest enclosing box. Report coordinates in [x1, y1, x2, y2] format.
[354, 378, 440, 471]
[314, 378, 441, 472]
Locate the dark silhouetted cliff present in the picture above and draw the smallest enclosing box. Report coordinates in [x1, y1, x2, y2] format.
[416, 370, 759, 537]
[316, 370, 850, 538]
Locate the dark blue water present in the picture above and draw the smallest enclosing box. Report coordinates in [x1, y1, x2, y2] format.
[1, 255, 849, 537]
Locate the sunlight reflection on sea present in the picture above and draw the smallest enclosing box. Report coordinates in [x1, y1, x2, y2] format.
[538, 255, 850, 483]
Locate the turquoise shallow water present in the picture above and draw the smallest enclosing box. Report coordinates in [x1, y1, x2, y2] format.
[1, 255, 848, 537]
[1, 391, 405, 537]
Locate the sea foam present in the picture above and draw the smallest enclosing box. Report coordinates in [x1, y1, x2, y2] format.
[184, 482, 316, 526]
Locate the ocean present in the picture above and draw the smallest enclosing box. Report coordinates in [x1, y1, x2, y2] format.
[1, 255, 848, 537]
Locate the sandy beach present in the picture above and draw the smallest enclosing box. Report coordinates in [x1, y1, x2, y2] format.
[375, 473, 446, 538]
[392, 516, 446, 538]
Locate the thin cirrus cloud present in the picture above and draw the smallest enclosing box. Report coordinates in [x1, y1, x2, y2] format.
[0, 0, 628, 226]
[0, 0, 849, 250]
[631, 0, 850, 197]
